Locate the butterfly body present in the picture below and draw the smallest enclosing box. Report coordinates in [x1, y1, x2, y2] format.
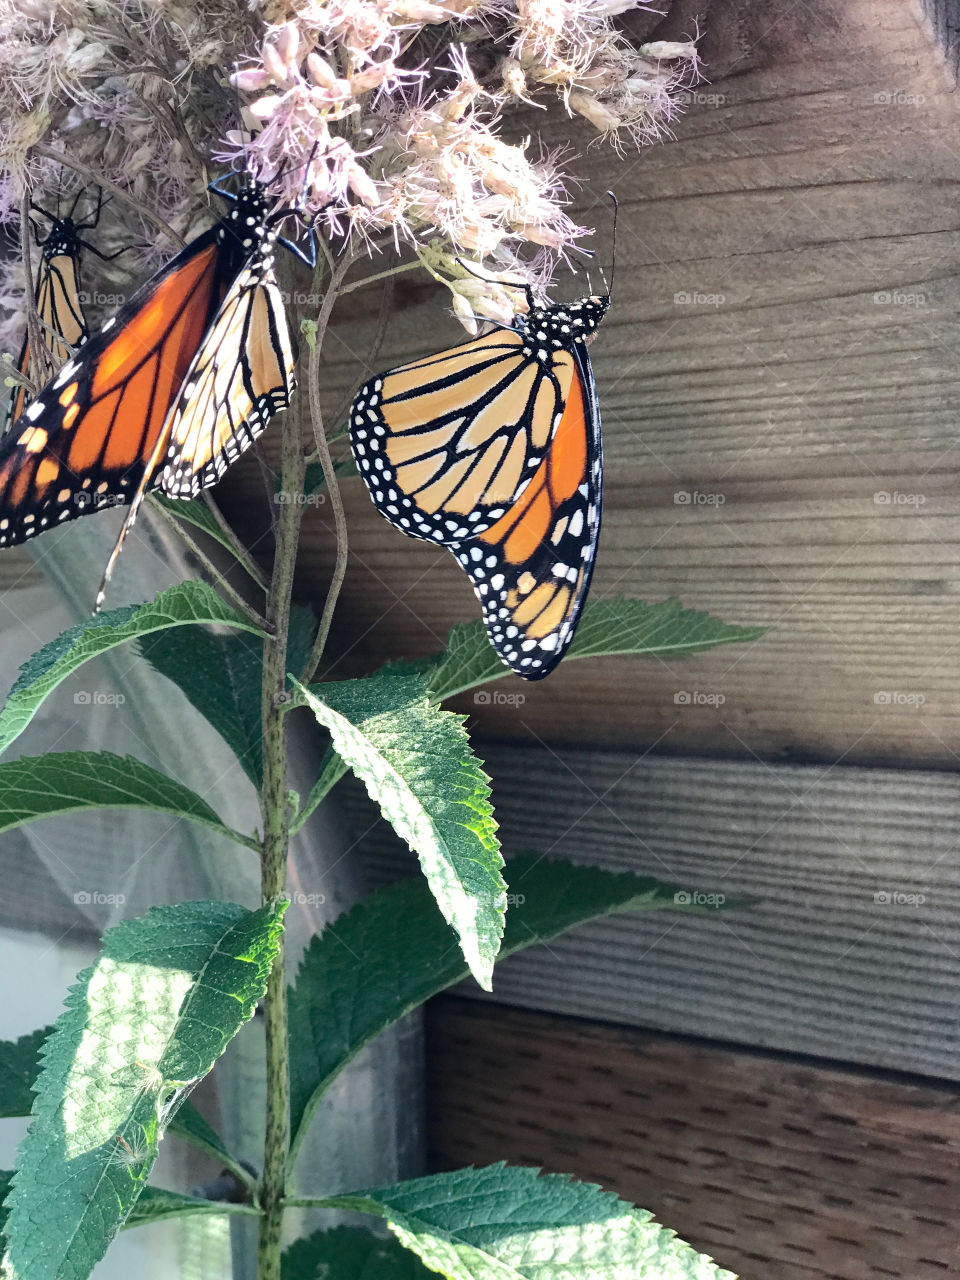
[5, 213, 90, 432]
[0, 184, 296, 566]
[350, 292, 608, 679]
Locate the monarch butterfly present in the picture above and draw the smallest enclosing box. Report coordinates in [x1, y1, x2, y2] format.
[4, 190, 107, 432]
[0, 173, 309, 607]
[349, 269, 610, 680]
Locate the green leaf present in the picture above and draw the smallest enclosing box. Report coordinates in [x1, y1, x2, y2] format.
[0, 1169, 11, 1237]
[0, 1031, 245, 1188]
[124, 1186, 258, 1229]
[140, 604, 316, 788]
[289, 746, 349, 836]
[0, 751, 257, 849]
[300, 455, 359, 497]
[293, 673, 504, 991]
[167, 1100, 249, 1183]
[2, 899, 285, 1280]
[148, 494, 246, 561]
[322, 1165, 736, 1280]
[288, 855, 688, 1166]
[0, 1028, 50, 1117]
[0, 581, 265, 758]
[428, 597, 765, 701]
[282, 1226, 435, 1280]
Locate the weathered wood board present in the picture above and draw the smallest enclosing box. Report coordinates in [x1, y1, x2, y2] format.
[342, 743, 960, 1081]
[426, 997, 960, 1280]
[219, 0, 960, 768]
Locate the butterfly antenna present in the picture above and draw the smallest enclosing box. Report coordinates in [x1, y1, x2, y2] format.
[66, 183, 86, 222]
[605, 191, 618, 298]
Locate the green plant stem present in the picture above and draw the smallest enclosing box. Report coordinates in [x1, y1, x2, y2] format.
[256, 395, 307, 1280]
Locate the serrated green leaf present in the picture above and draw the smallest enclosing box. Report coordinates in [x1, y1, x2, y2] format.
[140, 604, 315, 788]
[288, 856, 687, 1166]
[124, 1185, 258, 1228]
[282, 1226, 435, 1280]
[0, 581, 266, 758]
[2, 899, 285, 1280]
[0, 751, 256, 849]
[323, 1165, 736, 1280]
[293, 673, 504, 991]
[0, 1028, 50, 1118]
[428, 597, 765, 701]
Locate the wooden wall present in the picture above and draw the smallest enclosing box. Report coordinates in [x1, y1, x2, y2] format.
[426, 998, 960, 1280]
[219, 0, 960, 770]
[217, 7, 960, 1273]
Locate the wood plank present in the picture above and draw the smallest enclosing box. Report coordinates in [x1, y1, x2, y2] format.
[341, 746, 960, 1080]
[221, 0, 960, 768]
[426, 997, 960, 1280]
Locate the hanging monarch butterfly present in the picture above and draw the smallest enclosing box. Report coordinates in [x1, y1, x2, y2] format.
[0, 171, 311, 607]
[3, 188, 114, 432]
[349, 216, 614, 680]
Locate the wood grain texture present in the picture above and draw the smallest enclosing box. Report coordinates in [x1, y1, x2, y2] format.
[220, 0, 960, 768]
[342, 744, 960, 1081]
[426, 997, 960, 1280]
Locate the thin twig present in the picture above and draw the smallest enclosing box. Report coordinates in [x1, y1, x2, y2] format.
[323, 268, 396, 438]
[0, 356, 37, 396]
[33, 144, 186, 248]
[147, 494, 272, 633]
[201, 492, 270, 591]
[299, 252, 356, 683]
[338, 257, 421, 295]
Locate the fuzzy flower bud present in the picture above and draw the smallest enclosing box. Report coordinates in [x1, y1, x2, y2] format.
[568, 88, 621, 132]
[306, 52, 338, 90]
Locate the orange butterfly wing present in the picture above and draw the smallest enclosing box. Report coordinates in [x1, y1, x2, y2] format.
[351, 295, 608, 679]
[456, 344, 602, 678]
[0, 238, 219, 547]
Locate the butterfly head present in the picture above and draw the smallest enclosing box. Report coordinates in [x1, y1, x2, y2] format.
[517, 294, 610, 347]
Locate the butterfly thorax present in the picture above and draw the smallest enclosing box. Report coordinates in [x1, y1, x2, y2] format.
[215, 186, 279, 274]
[40, 218, 81, 261]
[514, 295, 610, 355]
